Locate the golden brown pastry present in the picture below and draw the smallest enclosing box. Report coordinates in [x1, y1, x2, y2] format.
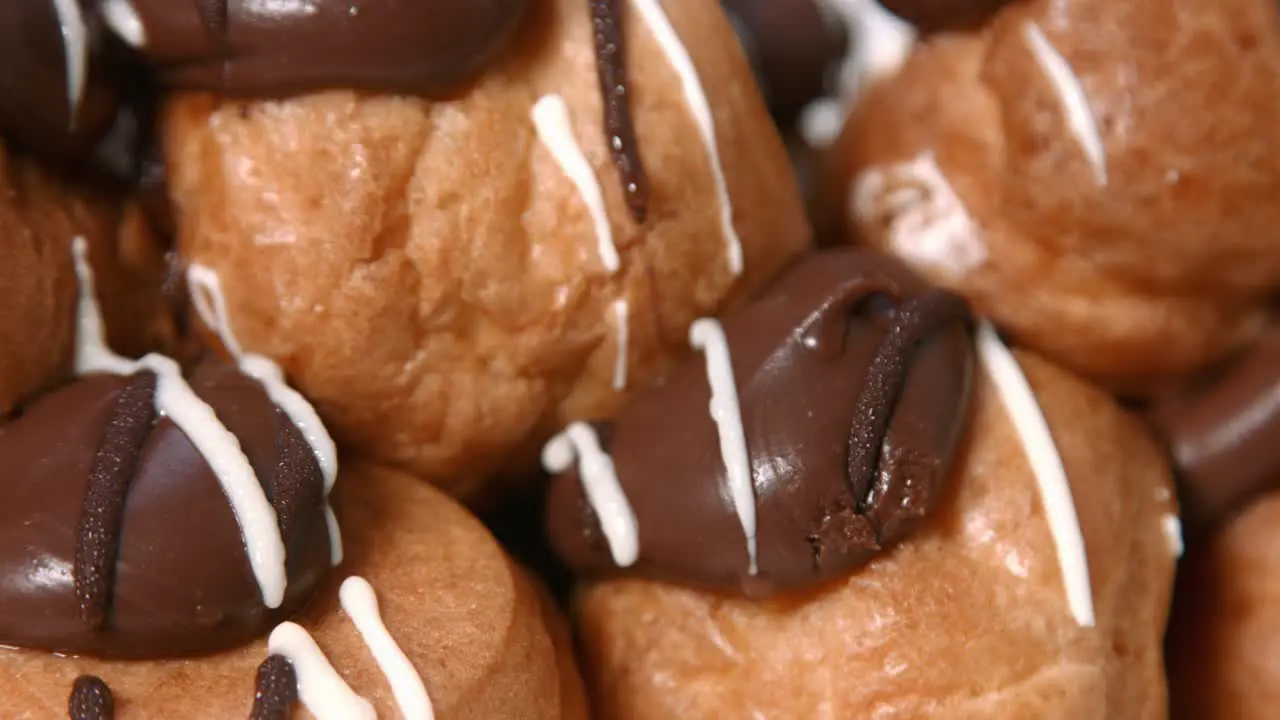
[0, 140, 174, 416]
[157, 0, 809, 500]
[539, 249, 1177, 718]
[818, 0, 1280, 391]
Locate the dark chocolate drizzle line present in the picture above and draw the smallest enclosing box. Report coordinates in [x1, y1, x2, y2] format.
[847, 290, 970, 513]
[196, 0, 231, 40]
[250, 655, 299, 720]
[69, 675, 115, 720]
[590, 0, 651, 224]
[270, 407, 325, 543]
[74, 371, 160, 629]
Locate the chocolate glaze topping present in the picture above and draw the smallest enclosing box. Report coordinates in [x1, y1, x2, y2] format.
[69, 675, 114, 720]
[878, 0, 1019, 34]
[591, 0, 650, 223]
[846, 291, 972, 522]
[251, 655, 299, 720]
[545, 250, 975, 597]
[0, 360, 331, 659]
[111, 0, 651, 223]
[1148, 329, 1280, 536]
[115, 0, 530, 98]
[721, 0, 848, 126]
[109, 0, 651, 221]
[0, 0, 123, 160]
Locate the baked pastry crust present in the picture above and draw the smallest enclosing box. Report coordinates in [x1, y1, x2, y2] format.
[819, 0, 1280, 389]
[573, 352, 1176, 718]
[163, 0, 810, 499]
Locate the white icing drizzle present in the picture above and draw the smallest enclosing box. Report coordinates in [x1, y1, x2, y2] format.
[802, 0, 916, 147]
[1163, 514, 1184, 559]
[72, 241, 135, 378]
[186, 264, 344, 567]
[542, 422, 640, 567]
[531, 94, 620, 275]
[975, 322, 1094, 627]
[1023, 23, 1108, 186]
[612, 298, 629, 391]
[325, 505, 344, 566]
[689, 318, 758, 575]
[136, 355, 290, 606]
[340, 577, 434, 720]
[71, 238, 289, 608]
[51, 0, 89, 126]
[853, 152, 987, 280]
[101, 0, 148, 48]
[631, 0, 743, 276]
[268, 622, 376, 720]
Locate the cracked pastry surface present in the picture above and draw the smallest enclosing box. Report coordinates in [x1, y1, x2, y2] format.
[818, 0, 1280, 390]
[162, 0, 809, 499]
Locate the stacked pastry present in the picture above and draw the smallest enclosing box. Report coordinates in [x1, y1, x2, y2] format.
[810, 0, 1280, 717]
[0, 0, 1265, 717]
[0, 0, 805, 716]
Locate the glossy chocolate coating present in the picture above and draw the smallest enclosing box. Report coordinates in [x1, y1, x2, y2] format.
[0, 361, 330, 659]
[118, 0, 529, 97]
[546, 250, 975, 597]
[879, 0, 1018, 33]
[1148, 330, 1280, 534]
[722, 0, 848, 125]
[0, 0, 123, 160]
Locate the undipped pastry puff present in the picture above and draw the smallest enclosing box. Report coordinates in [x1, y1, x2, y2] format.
[817, 0, 1280, 392]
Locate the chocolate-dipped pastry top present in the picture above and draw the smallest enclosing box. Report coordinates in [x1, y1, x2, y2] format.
[105, 0, 529, 99]
[878, 0, 1020, 34]
[721, 0, 848, 126]
[0, 360, 332, 659]
[0, 239, 338, 659]
[0, 0, 124, 160]
[544, 249, 975, 598]
[1148, 329, 1280, 537]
